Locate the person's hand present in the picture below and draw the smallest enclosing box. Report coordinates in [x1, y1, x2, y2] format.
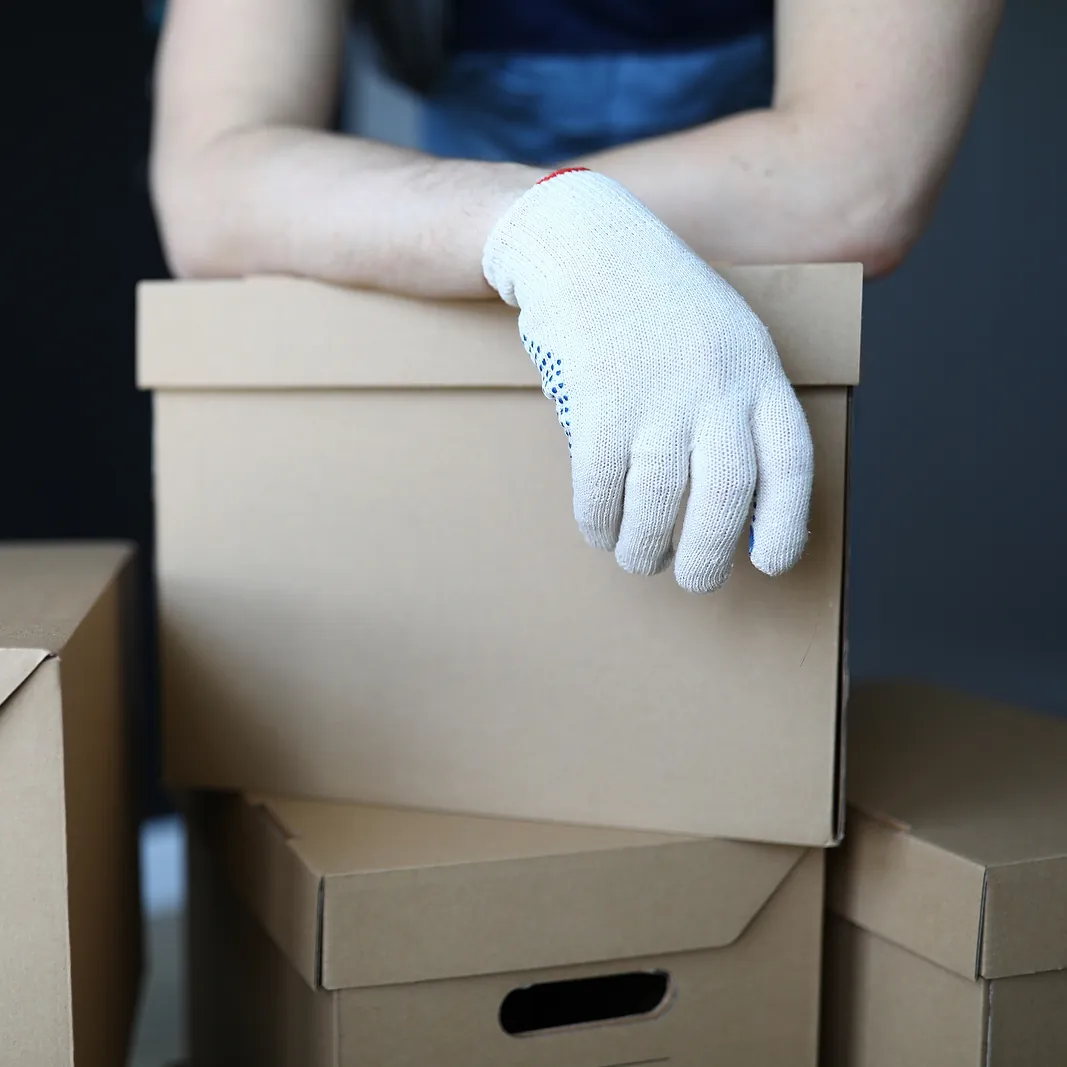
[483, 168, 813, 593]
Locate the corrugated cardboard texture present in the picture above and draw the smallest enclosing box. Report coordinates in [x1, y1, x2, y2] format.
[59, 572, 143, 1067]
[214, 794, 806, 991]
[822, 917, 1067, 1067]
[144, 265, 858, 845]
[153, 384, 848, 843]
[0, 542, 132, 705]
[0, 544, 129, 652]
[0, 543, 141, 1067]
[188, 823, 336, 1067]
[984, 967, 1067, 1067]
[0, 646, 48, 709]
[336, 852, 824, 1067]
[0, 662, 74, 1064]
[138, 264, 862, 389]
[189, 806, 824, 1067]
[187, 790, 324, 989]
[821, 916, 987, 1067]
[839, 681, 1067, 979]
[828, 810, 987, 980]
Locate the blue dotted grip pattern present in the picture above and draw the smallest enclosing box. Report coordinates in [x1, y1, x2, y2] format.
[524, 332, 758, 554]
[523, 335, 572, 452]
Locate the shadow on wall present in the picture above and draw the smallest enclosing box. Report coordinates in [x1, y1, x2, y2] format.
[846, 0, 1067, 713]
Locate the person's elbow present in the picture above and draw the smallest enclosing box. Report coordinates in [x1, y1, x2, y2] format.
[149, 139, 239, 280]
[837, 204, 924, 280]
[826, 166, 933, 279]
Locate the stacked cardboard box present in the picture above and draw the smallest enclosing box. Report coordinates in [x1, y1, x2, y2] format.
[825, 682, 1067, 1065]
[137, 264, 859, 845]
[186, 794, 825, 1066]
[138, 264, 862, 1064]
[0, 544, 141, 1067]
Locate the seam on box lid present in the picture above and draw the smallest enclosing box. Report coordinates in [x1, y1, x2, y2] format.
[244, 799, 326, 989]
[841, 915, 986, 982]
[250, 797, 298, 842]
[975, 870, 989, 981]
[832, 812, 989, 981]
[983, 979, 994, 1067]
[0, 649, 53, 712]
[703, 847, 808, 946]
[316, 876, 326, 989]
[989, 850, 1067, 868]
[973, 855, 1067, 981]
[331, 978, 341, 1067]
[321, 846, 808, 989]
[830, 388, 855, 846]
[155, 383, 832, 397]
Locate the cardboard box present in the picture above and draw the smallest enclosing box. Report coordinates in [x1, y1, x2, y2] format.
[823, 681, 1067, 1067]
[139, 263, 861, 845]
[187, 792, 825, 1067]
[0, 543, 142, 1067]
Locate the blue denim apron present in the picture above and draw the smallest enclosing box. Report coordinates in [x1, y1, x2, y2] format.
[145, 2, 772, 166]
[421, 31, 773, 165]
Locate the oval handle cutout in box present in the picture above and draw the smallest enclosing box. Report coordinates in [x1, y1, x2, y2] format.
[499, 970, 672, 1036]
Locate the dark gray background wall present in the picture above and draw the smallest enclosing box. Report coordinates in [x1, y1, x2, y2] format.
[345, 0, 1067, 713]
[3, 6, 166, 812]
[848, 0, 1067, 711]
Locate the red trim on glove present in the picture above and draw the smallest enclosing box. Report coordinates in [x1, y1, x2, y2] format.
[536, 166, 590, 185]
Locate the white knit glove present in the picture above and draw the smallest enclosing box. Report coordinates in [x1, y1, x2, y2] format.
[483, 168, 814, 593]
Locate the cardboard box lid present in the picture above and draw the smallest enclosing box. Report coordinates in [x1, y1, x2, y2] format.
[829, 681, 1067, 982]
[136, 263, 862, 390]
[206, 792, 807, 992]
[0, 543, 134, 709]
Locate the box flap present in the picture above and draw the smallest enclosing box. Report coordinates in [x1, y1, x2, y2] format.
[0, 648, 50, 710]
[137, 263, 861, 390]
[222, 794, 807, 991]
[830, 680, 1067, 980]
[0, 543, 133, 709]
[831, 392, 856, 846]
[828, 809, 988, 980]
[985, 967, 1067, 1066]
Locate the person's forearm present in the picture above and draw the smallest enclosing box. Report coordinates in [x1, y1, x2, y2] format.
[576, 107, 909, 277]
[151, 126, 541, 298]
[581, 0, 1003, 278]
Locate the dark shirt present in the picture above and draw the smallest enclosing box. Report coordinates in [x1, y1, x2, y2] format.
[453, 0, 774, 54]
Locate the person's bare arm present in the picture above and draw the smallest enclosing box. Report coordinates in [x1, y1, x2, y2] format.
[577, 0, 1004, 275]
[153, 0, 1002, 294]
[150, 0, 539, 297]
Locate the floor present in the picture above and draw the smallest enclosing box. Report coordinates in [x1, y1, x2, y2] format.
[129, 817, 187, 1067]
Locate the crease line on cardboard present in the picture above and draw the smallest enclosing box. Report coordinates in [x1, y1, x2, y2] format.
[315, 876, 326, 989]
[724, 849, 810, 945]
[831, 390, 854, 847]
[983, 979, 995, 1067]
[848, 805, 913, 836]
[0, 649, 53, 712]
[331, 975, 342, 1063]
[346, 843, 806, 950]
[984, 849, 1067, 869]
[975, 870, 990, 981]
[249, 798, 297, 843]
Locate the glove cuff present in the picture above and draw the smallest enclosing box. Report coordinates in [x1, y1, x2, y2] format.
[482, 167, 620, 306]
[535, 166, 591, 185]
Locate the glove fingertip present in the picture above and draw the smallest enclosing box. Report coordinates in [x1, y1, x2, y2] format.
[749, 528, 808, 577]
